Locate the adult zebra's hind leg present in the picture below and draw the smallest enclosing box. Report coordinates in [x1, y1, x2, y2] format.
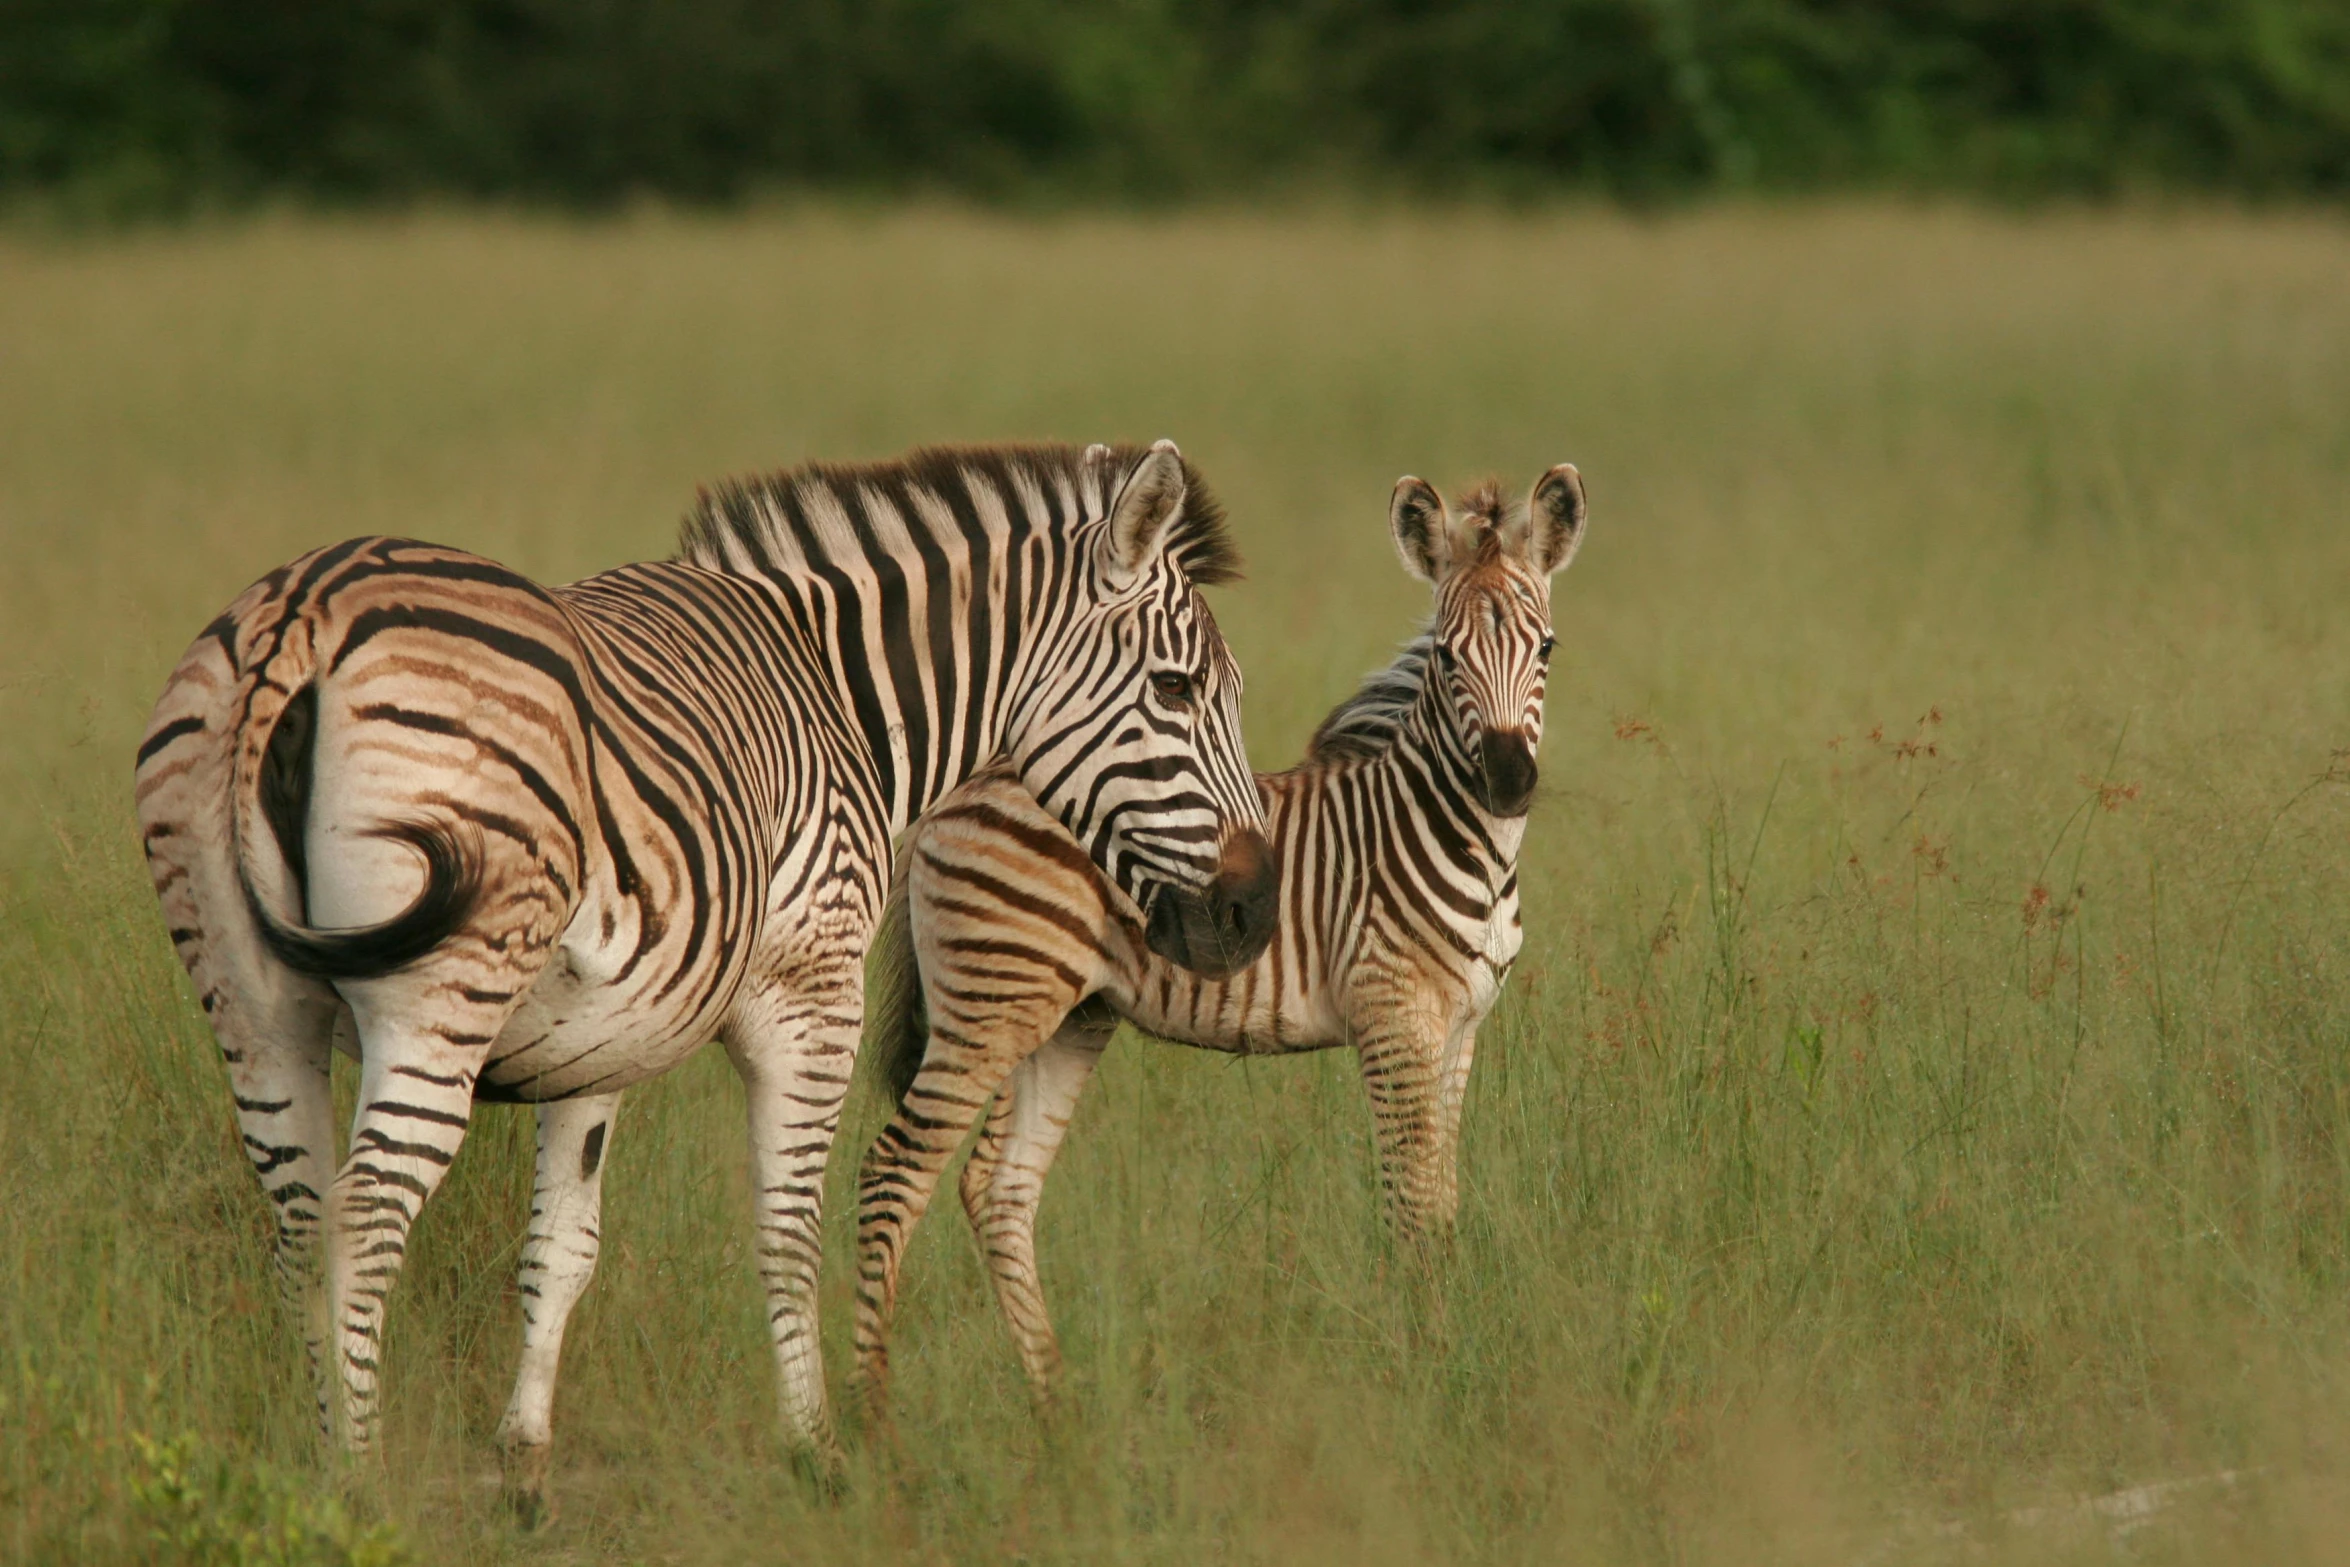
[215, 986, 343, 1441]
[323, 984, 519, 1453]
[496, 1091, 620, 1524]
[142, 727, 344, 1441]
[958, 1022, 1109, 1406]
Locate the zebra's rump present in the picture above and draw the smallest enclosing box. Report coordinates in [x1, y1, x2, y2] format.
[135, 535, 868, 1099]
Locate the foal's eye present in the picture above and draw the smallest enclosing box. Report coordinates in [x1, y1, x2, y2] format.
[1537, 634, 1558, 661]
[1151, 671, 1195, 704]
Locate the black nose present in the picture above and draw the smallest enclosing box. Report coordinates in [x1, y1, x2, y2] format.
[1142, 828, 1279, 976]
[1478, 731, 1538, 817]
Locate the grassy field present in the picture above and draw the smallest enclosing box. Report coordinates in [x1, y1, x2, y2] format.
[4, 202, 2350, 1564]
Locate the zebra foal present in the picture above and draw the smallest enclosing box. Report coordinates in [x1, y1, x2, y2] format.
[854, 465, 1586, 1405]
[134, 441, 1278, 1499]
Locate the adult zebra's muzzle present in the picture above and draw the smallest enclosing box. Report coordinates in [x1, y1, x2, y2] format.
[1477, 730, 1539, 817]
[1143, 827, 1278, 976]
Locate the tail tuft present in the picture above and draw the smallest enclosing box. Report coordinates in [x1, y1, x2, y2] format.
[244, 819, 482, 981]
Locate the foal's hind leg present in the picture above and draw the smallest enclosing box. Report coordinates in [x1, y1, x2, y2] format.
[852, 1008, 1060, 1415]
[959, 1021, 1110, 1405]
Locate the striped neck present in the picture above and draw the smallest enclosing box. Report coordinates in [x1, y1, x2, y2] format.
[675, 442, 1247, 890]
[787, 519, 1074, 838]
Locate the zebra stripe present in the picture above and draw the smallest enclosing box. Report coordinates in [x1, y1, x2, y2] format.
[851, 466, 1587, 1407]
[134, 441, 1277, 1501]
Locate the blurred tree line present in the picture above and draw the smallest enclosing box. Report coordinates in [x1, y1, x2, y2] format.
[4, 0, 2348, 213]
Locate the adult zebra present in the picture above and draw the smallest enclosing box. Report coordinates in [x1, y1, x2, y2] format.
[852, 466, 1584, 1405]
[133, 441, 1278, 1497]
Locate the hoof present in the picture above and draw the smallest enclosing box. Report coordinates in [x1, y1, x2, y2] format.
[500, 1441, 553, 1528]
[506, 1485, 552, 1531]
[788, 1443, 849, 1503]
[846, 1361, 895, 1439]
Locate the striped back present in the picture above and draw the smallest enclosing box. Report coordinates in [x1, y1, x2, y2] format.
[679, 440, 1268, 922]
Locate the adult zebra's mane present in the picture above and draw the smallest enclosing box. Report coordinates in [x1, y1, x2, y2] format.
[675, 443, 1240, 586]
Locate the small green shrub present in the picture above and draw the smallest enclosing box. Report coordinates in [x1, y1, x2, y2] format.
[128, 1433, 410, 1567]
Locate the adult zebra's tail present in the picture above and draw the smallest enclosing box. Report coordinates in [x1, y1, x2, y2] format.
[862, 871, 930, 1108]
[229, 659, 482, 982]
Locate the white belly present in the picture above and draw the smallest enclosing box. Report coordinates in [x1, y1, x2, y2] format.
[475, 898, 725, 1098]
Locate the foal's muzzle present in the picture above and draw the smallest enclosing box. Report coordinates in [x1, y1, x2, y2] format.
[1477, 730, 1539, 817]
[1143, 828, 1279, 976]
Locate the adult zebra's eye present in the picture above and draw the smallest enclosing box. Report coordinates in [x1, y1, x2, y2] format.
[1151, 670, 1194, 704]
[1538, 633, 1557, 661]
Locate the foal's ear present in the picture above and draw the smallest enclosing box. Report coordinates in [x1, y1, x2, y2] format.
[1389, 476, 1452, 583]
[1101, 439, 1189, 588]
[1527, 463, 1587, 575]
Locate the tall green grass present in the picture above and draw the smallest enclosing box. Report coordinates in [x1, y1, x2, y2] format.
[4, 203, 2348, 1563]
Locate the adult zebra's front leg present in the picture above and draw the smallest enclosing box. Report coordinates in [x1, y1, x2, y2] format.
[724, 975, 862, 1479]
[496, 1091, 621, 1523]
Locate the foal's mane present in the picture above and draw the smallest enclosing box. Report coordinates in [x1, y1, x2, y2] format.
[1303, 632, 1435, 763]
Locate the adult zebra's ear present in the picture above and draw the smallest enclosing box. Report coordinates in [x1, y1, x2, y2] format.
[1527, 463, 1587, 575]
[1389, 476, 1452, 583]
[1100, 439, 1190, 590]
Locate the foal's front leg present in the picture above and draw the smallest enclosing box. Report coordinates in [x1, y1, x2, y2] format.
[1347, 980, 1456, 1250]
[1425, 1015, 1482, 1235]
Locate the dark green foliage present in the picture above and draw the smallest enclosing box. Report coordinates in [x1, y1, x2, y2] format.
[5, 0, 2349, 211]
